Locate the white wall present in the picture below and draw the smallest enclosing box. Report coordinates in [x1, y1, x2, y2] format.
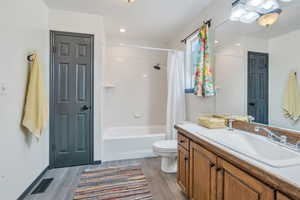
[169, 0, 232, 122]
[215, 37, 268, 115]
[48, 10, 106, 161]
[0, 0, 49, 199]
[103, 43, 167, 130]
[269, 29, 300, 130]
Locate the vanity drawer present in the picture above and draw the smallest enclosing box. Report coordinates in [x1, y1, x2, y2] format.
[178, 133, 190, 150]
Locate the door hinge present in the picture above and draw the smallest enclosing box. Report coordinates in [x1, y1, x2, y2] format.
[52, 46, 56, 53]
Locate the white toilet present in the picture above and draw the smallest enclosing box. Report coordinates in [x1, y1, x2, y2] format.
[152, 140, 178, 173]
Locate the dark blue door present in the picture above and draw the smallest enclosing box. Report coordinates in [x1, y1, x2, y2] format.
[248, 52, 269, 124]
[50, 31, 94, 168]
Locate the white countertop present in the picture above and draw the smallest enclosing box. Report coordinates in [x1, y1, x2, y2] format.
[176, 122, 300, 189]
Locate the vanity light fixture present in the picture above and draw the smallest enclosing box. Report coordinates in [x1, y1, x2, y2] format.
[230, 3, 247, 21]
[230, 0, 289, 26]
[257, 9, 282, 26]
[257, 0, 279, 14]
[240, 11, 260, 23]
[247, 0, 265, 7]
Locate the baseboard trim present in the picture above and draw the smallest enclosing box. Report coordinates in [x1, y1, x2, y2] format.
[17, 166, 49, 200]
[93, 160, 102, 165]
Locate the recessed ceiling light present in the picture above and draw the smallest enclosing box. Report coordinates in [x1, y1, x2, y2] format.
[214, 40, 219, 44]
[127, 0, 135, 3]
[120, 28, 126, 33]
[235, 43, 241, 46]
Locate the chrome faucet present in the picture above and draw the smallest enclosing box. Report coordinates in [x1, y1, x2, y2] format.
[254, 127, 287, 144]
[227, 119, 235, 131]
[254, 126, 300, 152]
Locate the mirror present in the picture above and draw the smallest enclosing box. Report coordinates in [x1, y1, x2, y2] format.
[214, 1, 300, 131]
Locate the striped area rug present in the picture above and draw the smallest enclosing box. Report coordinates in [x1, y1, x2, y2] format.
[73, 165, 153, 200]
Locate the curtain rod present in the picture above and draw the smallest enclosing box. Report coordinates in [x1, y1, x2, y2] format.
[181, 19, 212, 44]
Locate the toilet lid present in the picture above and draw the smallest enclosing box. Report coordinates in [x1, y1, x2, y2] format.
[153, 140, 177, 153]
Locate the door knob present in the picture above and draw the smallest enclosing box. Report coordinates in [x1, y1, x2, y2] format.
[209, 163, 215, 168]
[82, 105, 91, 111]
[248, 102, 255, 106]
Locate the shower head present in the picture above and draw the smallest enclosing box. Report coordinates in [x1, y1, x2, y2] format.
[153, 64, 161, 70]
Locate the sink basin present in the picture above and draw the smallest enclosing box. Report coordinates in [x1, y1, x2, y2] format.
[198, 130, 300, 168]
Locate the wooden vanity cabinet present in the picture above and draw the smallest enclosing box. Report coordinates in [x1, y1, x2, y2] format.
[217, 159, 274, 200]
[189, 141, 217, 200]
[277, 193, 293, 200]
[178, 145, 190, 196]
[177, 132, 275, 200]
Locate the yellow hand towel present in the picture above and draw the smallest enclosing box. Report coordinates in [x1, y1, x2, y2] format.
[282, 72, 300, 121]
[22, 54, 48, 137]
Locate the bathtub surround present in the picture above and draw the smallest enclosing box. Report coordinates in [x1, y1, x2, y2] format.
[102, 42, 168, 161]
[166, 51, 186, 140]
[103, 43, 167, 129]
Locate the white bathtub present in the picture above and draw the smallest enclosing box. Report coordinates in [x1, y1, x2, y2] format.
[102, 126, 166, 162]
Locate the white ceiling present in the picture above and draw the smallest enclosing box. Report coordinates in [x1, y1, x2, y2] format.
[43, 0, 212, 43]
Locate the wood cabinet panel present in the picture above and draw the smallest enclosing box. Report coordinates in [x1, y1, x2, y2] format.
[189, 141, 217, 200]
[217, 159, 274, 200]
[178, 145, 190, 196]
[178, 133, 190, 150]
[277, 192, 292, 200]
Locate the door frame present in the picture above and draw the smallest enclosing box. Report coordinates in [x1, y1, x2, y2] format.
[247, 51, 269, 124]
[49, 30, 95, 168]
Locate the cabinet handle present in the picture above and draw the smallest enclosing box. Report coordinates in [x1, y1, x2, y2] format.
[184, 156, 189, 161]
[216, 168, 223, 172]
[180, 140, 185, 143]
[209, 163, 215, 168]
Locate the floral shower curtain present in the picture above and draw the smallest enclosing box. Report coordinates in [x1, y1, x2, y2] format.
[194, 24, 215, 97]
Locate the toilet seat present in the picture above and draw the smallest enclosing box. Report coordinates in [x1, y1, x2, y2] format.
[153, 140, 177, 153]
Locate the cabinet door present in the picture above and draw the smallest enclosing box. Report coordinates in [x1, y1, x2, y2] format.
[217, 159, 274, 200]
[178, 145, 190, 195]
[189, 141, 217, 200]
[277, 192, 292, 200]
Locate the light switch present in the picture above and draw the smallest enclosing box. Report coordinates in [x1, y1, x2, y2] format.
[0, 83, 8, 96]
